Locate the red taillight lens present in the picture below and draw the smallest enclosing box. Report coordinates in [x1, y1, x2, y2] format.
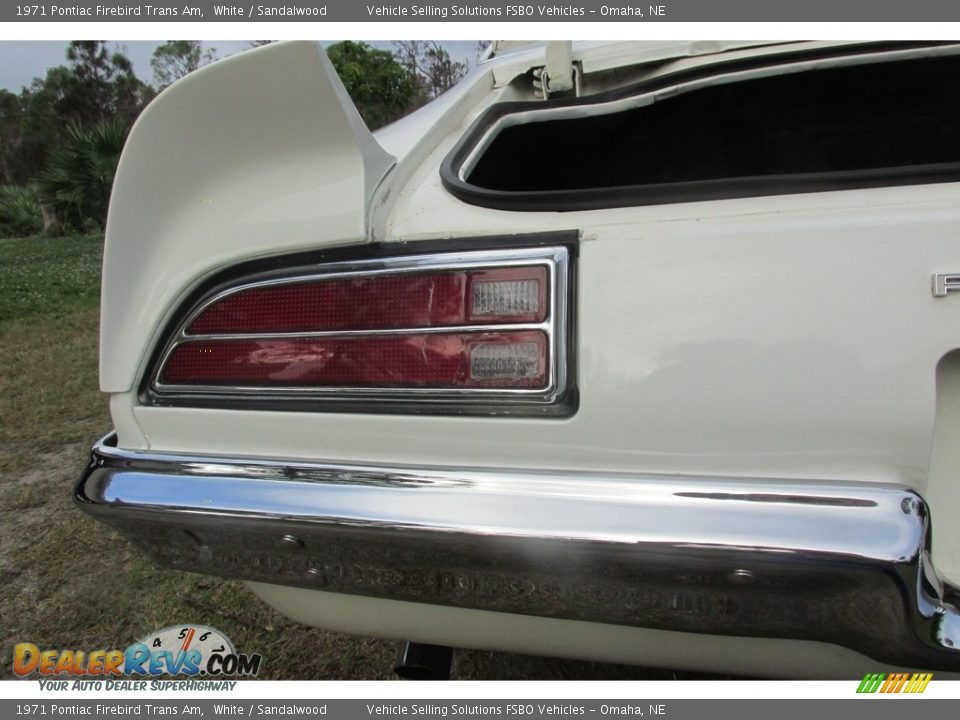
[187, 266, 547, 335]
[153, 246, 569, 407]
[160, 331, 547, 388]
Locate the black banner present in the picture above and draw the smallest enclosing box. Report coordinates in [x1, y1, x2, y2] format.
[5, 0, 960, 22]
[2, 700, 959, 720]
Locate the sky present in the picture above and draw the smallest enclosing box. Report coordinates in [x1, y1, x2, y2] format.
[0, 40, 482, 93]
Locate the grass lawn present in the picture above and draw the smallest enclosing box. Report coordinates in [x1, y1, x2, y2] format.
[0, 234, 397, 680]
[0, 234, 696, 681]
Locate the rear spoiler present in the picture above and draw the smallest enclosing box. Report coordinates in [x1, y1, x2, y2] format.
[100, 41, 394, 393]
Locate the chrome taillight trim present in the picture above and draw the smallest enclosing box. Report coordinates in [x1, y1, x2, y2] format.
[148, 246, 572, 411]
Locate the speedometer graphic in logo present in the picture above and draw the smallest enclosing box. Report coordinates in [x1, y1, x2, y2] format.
[128, 624, 261, 676]
[134, 625, 236, 675]
[140, 625, 235, 658]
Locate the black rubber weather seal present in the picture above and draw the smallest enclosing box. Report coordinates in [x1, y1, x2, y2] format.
[440, 41, 960, 213]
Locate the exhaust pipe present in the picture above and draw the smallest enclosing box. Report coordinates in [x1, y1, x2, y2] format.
[394, 642, 454, 680]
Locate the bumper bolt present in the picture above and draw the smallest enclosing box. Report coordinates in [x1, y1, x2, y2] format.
[303, 567, 327, 586]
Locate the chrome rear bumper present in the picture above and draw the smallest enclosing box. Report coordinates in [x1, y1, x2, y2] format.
[76, 433, 960, 670]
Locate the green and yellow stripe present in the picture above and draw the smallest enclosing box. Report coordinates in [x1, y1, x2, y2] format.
[857, 672, 932, 694]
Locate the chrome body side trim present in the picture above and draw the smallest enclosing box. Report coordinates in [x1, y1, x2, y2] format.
[76, 433, 960, 670]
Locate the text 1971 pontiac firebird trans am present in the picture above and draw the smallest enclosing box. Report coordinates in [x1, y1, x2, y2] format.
[76, 40, 960, 678]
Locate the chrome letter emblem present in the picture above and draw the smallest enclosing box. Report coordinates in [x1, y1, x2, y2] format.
[933, 273, 960, 297]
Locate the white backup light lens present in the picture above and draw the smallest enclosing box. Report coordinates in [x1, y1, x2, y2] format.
[467, 265, 547, 323]
[471, 342, 542, 380]
[472, 279, 541, 317]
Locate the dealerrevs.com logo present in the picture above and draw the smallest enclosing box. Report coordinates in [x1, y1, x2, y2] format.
[13, 625, 262, 681]
[856, 672, 933, 694]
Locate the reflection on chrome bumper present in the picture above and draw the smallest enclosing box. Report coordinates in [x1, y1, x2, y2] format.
[76, 433, 960, 670]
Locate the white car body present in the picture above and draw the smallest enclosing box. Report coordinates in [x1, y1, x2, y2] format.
[78, 40, 960, 678]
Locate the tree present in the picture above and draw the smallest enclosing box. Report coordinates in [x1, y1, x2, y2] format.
[476, 41, 493, 60]
[0, 185, 42, 237]
[12, 42, 152, 184]
[0, 89, 23, 185]
[40, 119, 130, 231]
[394, 41, 470, 100]
[151, 41, 218, 90]
[65, 41, 148, 125]
[16, 66, 79, 184]
[326, 41, 419, 130]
